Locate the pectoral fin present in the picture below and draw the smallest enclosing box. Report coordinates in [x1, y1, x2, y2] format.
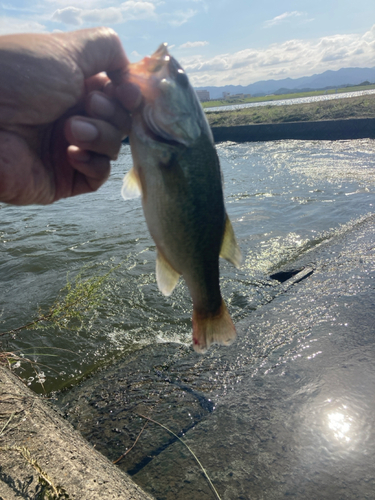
[220, 215, 242, 268]
[156, 252, 180, 296]
[121, 167, 142, 200]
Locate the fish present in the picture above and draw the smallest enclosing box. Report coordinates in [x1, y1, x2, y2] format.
[121, 43, 241, 353]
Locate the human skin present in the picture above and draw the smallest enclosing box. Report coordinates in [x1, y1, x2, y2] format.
[0, 27, 141, 205]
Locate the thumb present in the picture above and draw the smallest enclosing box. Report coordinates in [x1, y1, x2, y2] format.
[59, 27, 129, 80]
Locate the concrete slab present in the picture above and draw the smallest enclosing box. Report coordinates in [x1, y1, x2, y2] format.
[0, 368, 154, 500]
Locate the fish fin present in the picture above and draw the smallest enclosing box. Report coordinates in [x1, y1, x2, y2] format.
[220, 215, 242, 268]
[156, 252, 180, 296]
[121, 167, 142, 200]
[192, 300, 236, 354]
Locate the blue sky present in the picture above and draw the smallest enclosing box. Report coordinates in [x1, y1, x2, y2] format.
[1, 1, 375, 87]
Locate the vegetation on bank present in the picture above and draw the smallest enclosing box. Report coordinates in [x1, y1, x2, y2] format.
[201, 83, 375, 109]
[205, 93, 375, 128]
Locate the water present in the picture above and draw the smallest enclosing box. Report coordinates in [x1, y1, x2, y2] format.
[1, 139, 375, 396]
[57, 199, 375, 498]
[205, 89, 375, 112]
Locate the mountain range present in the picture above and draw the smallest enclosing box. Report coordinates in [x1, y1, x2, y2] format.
[195, 67, 375, 99]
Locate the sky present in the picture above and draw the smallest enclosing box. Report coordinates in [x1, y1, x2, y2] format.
[1, 0, 375, 87]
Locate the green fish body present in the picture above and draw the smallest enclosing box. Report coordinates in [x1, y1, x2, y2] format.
[122, 44, 241, 353]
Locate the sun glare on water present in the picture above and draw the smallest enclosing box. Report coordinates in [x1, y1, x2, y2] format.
[327, 410, 353, 442]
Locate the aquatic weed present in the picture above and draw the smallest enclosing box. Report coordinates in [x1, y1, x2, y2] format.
[0, 264, 119, 336]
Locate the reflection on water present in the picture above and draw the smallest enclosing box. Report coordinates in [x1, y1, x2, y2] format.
[327, 409, 352, 442]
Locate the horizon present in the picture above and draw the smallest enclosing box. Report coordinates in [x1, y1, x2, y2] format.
[193, 65, 375, 90]
[1, 1, 375, 87]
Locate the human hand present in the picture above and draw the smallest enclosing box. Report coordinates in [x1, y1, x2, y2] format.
[0, 27, 141, 205]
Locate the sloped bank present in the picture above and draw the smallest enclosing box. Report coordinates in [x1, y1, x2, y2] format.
[0, 368, 154, 500]
[211, 117, 375, 142]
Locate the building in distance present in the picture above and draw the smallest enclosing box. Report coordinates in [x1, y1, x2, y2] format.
[223, 93, 252, 100]
[196, 90, 210, 102]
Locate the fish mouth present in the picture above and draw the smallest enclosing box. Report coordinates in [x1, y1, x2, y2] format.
[151, 42, 170, 61]
[129, 43, 170, 78]
[126, 43, 170, 103]
[128, 43, 205, 147]
[128, 43, 187, 88]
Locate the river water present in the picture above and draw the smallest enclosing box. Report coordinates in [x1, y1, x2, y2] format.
[205, 88, 375, 112]
[2, 138, 375, 499]
[1, 139, 374, 396]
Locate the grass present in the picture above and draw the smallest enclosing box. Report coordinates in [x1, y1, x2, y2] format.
[205, 92, 375, 128]
[201, 83, 375, 109]
[0, 444, 69, 499]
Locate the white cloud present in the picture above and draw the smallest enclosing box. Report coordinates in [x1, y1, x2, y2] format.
[129, 49, 144, 62]
[181, 25, 375, 87]
[120, 0, 157, 20]
[51, 1, 156, 26]
[0, 16, 47, 34]
[264, 11, 304, 28]
[179, 40, 209, 49]
[164, 9, 197, 27]
[52, 6, 83, 25]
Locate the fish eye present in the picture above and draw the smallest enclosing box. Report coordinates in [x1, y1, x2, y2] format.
[176, 69, 189, 88]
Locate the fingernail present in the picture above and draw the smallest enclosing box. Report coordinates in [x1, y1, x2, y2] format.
[116, 82, 142, 111]
[71, 119, 98, 142]
[91, 93, 115, 119]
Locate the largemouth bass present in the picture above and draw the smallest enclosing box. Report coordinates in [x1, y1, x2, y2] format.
[122, 43, 241, 353]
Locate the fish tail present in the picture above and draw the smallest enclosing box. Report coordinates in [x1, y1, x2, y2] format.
[192, 300, 236, 354]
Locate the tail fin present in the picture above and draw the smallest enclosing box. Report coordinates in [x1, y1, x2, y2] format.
[192, 300, 236, 354]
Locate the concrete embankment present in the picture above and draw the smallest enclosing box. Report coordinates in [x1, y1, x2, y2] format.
[0, 368, 154, 500]
[55, 215, 375, 500]
[211, 117, 375, 142]
[121, 118, 375, 144]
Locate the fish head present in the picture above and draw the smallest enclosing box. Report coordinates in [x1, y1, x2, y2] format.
[128, 43, 212, 147]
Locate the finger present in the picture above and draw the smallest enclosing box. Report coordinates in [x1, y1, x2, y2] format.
[105, 80, 142, 112]
[67, 145, 111, 195]
[115, 81, 142, 112]
[86, 91, 131, 137]
[61, 28, 129, 80]
[85, 72, 110, 93]
[64, 116, 123, 160]
[104, 81, 116, 99]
